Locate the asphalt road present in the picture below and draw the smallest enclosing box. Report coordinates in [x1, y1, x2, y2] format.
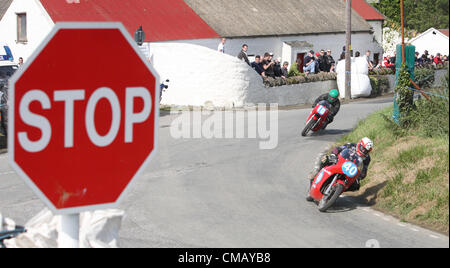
[0, 96, 448, 248]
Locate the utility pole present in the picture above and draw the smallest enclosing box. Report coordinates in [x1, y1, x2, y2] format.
[345, 0, 352, 101]
[400, 0, 405, 63]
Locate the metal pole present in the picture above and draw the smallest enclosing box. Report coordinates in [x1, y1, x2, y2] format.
[400, 0, 405, 63]
[345, 0, 352, 100]
[57, 214, 79, 248]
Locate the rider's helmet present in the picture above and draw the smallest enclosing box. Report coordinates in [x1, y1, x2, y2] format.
[328, 89, 339, 103]
[356, 137, 373, 158]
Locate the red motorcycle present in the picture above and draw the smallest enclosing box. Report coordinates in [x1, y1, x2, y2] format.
[301, 100, 330, 136]
[308, 149, 363, 212]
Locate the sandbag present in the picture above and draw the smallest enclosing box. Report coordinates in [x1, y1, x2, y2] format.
[336, 58, 372, 98]
[2, 208, 125, 248]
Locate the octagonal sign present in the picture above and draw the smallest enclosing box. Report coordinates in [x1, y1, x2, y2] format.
[8, 22, 160, 214]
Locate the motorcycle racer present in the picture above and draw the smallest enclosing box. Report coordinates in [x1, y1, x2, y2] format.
[320, 137, 373, 191]
[312, 89, 340, 129]
[307, 137, 373, 202]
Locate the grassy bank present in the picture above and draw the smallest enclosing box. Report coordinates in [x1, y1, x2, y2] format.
[338, 96, 449, 233]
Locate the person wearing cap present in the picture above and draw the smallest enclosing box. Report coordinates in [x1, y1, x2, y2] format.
[325, 49, 335, 72]
[274, 57, 283, 77]
[262, 52, 276, 78]
[303, 50, 316, 74]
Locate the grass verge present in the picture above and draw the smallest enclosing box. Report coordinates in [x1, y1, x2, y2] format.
[338, 105, 449, 234]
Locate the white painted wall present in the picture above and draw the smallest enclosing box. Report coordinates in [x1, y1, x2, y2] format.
[368, 20, 383, 45]
[410, 28, 449, 56]
[152, 31, 383, 70]
[150, 42, 265, 108]
[0, 0, 54, 64]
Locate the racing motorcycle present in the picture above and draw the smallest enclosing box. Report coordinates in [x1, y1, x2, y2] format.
[307, 149, 363, 212]
[301, 100, 330, 136]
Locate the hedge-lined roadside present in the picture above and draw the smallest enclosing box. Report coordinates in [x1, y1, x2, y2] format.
[262, 62, 448, 88]
[336, 73, 449, 233]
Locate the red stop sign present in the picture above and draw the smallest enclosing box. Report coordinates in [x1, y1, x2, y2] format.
[8, 23, 159, 214]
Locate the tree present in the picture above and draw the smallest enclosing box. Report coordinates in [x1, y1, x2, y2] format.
[373, 0, 449, 33]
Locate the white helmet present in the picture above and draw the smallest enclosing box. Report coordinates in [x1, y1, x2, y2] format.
[356, 137, 373, 157]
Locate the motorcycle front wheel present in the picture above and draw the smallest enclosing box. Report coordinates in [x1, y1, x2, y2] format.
[301, 118, 317, 136]
[318, 183, 344, 212]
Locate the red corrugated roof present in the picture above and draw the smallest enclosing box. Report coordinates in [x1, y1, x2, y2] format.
[39, 0, 220, 42]
[351, 0, 385, 21]
[438, 29, 449, 37]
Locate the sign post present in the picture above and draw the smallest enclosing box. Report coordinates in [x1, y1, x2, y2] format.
[8, 22, 159, 247]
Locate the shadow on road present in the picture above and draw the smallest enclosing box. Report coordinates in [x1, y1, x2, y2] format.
[160, 110, 172, 117]
[304, 128, 353, 141]
[343, 181, 389, 206]
[322, 197, 358, 213]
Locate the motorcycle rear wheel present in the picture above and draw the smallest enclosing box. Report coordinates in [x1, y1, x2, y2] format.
[301, 118, 317, 136]
[318, 183, 344, 212]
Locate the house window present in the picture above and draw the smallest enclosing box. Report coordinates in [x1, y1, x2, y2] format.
[17, 13, 27, 43]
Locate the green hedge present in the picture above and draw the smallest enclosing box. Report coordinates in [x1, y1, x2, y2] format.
[369, 76, 390, 98]
[262, 62, 448, 88]
[263, 72, 337, 87]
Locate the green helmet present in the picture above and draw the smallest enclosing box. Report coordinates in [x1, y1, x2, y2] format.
[328, 89, 339, 102]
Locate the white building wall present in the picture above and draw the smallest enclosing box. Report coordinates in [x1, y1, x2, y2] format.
[0, 0, 54, 63]
[410, 29, 449, 56]
[155, 31, 383, 68]
[368, 20, 383, 45]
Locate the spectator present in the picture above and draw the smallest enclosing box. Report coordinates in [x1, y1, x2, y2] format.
[237, 44, 250, 66]
[18, 57, 24, 68]
[281, 61, 289, 78]
[274, 57, 283, 77]
[318, 50, 327, 72]
[422, 50, 431, 63]
[251, 55, 265, 76]
[414, 52, 420, 65]
[355, 51, 361, 57]
[303, 50, 316, 74]
[314, 52, 321, 73]
[339, 52, 346, 61]
[382, 56, 394, 68]
[434, 53, 443, 65]
[262, 52, 275, 78]
[390, 51, 396, 66]
[217, 38, 226, 53]
[325, 49, 335, 72]
[365, 50, 374, 70]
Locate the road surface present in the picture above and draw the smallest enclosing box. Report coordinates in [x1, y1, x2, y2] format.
[0, 96, 448, 247]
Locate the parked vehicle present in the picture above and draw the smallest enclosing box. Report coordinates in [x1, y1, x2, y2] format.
[307, 149, 364, 212]
[301, 100, 330, 136]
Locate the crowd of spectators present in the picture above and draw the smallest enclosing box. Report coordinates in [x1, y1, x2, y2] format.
[222, 38, 448, 80]
[378, 49, 448, 70]
[234, 44, 336, 79]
